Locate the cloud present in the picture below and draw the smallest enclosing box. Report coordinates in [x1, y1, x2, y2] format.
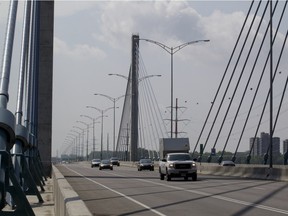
[54, 1, 98, 17]
[93, 1, 205, 48]
[54, 37, 106, 60]
[53, 1, 249, 63]
[201, 10, 245, 47]
[90, 0, 249, 59]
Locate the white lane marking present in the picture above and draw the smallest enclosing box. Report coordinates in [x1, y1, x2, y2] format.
[254, 187, 265, 190]
[64, 166, 166, 216]
[107, 171, 288, 215]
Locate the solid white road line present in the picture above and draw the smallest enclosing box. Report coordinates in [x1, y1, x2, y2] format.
[138, 179, 288, 215]
[64, 166, 166, 216]
[101, 169, 288, 215]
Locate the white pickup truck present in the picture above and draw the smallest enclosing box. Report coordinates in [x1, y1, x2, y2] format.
[159, 153, 197, 181]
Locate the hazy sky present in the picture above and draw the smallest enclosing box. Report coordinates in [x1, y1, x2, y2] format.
[0, 1, 287, 157]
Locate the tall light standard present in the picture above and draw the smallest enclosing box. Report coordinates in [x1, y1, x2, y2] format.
[86, 106, 113, 160]
[65, 136, 76, 160]
[72, 126, 85, 159]
[69, 131, 81, 161]
[94, 93, 125, 156]
[138, 38, 209, 137]
[77, 121, 90, 161]
[80, 115, 101, 159]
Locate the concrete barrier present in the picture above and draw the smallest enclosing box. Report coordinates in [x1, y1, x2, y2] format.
[52, 165, 92, 216]
[198, 163, 288, 181]
[121, 161, 288, 181]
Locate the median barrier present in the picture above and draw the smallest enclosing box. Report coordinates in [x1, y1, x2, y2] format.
[75, 161, 287, 182]
[53, 165, 92, 216]
[121, 161, 287, 181]
[198, 163, 288, 181]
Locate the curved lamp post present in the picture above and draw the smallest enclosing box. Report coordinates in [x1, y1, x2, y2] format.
[139, 38, 209, 138]
[77, 121, 90, 161]
[69, 131, 81, 161]
[86, 106, 113, 160]
[64, 136, 77, 160]
[80, 115, 101, 159]
[94, 93, 124, 156]
[72, 126, 84, 159]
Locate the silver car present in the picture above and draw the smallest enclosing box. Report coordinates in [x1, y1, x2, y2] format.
[91, 159, 101, 168]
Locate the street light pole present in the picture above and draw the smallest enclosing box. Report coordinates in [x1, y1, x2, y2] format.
[94, 93, 124, 156]
[69, 130, 81, 161]
[80, 115, 101, 159]
[139, 38, 209, 138]
[77, 121, 89, 161]
[72, 126, 85, 159]
[86, 106, 113, 160]
[65, 135, 77, 160]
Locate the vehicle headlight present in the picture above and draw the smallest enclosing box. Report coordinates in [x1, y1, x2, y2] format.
[168, 163, 174, 168]
[192, 163, 196, 167]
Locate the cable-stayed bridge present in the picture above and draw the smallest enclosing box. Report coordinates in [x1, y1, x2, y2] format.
[112, 0, 288, 166]
[1, 0, 288, 215]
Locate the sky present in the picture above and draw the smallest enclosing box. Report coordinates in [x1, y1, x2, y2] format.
[0, 0, 288, 157]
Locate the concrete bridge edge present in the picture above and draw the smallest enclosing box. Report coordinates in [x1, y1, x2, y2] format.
[53, 165, 93, 216]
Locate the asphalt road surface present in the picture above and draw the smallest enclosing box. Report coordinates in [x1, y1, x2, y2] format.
[56, 163, 288, 216]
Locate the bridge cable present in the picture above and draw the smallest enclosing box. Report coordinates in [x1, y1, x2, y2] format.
[233, 0, 287, 163]
[245, 9, 288, 164]
[137, 51, 167, 158]
[206, 0, 265, 163]
[198, 0, 263, 162]
[217, 0, 279, 164]
[192, 0, 256, 159]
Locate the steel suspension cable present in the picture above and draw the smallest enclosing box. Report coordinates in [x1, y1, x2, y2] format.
[115, 67, 132, 157]
[272, 76, 288, 135]
[138, 53, 163, 157]
[234, 0, 287, 162]
[245, 16, 288, 164]
[138, 89, 156, 158]
[202, 0, 263, 162]
[216, 0, 273, 163]
[138, 51, 168, 138]
[192, 0, 256, 158]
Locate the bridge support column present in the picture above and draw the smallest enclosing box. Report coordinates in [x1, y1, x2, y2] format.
[130, 34, 139, 162]
[37, 1, 54, 177]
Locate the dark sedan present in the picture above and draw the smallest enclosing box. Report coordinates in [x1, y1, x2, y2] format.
[99, 160, 113, 170]
[110, 157, 120, 166]
[137, 158, 154, 171]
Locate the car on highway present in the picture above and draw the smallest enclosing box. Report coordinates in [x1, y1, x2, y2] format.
[91, 159, 101, 168]
[159, 153, 197, 181]
[110, 157, 120, 166]
[99, 159, 113, 170]
[137, 158, 154, 171]
[220, 160, 236, 166]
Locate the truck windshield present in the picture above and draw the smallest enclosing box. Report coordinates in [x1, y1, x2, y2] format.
[168, 154, 191, 161]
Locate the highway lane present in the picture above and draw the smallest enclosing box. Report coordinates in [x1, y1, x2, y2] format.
[56, 163, 288, 216]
